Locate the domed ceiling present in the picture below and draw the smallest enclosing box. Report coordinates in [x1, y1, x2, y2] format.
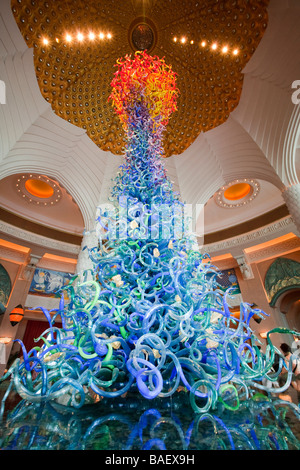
[0, 173, 84, 236]
[11, 0, 269, 157]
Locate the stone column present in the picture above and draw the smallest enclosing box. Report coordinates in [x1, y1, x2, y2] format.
[0, 254, 39, 377]
[282, 183, 300, 234]
[76, 229, 99, 279]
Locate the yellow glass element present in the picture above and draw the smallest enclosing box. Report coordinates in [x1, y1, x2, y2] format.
[224, 183, 251, 201]
[25, 179, 54, 199]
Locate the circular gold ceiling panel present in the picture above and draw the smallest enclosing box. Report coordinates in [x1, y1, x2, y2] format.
[11, 0, 269, 157]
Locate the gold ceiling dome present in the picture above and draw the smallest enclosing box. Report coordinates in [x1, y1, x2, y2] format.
[12, 0, 269, 157]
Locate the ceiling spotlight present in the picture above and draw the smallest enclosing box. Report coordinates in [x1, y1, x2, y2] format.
[180, 37, 186, 44]
[42, 38, 49, 45]
[88, 31, 95, 40]
[77, 32, 84, 41]
[222, 45, 228, 53]
[201, 40, 206, 47]
[233, 48, 239, 55]
[190, 40, 194, 45]
[107, 33, 112, 39]
[99, 32, 105, 39]
[211, 43, 217, 50]
[173, 37, 177, 42]
[65, 33, 72, 42]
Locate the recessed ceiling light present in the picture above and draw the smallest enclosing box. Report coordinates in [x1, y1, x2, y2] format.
[211, 43, 217, 50]
[16, 174, 62, 206]
[233, 48, 239, 55]
[222, 45, 228, 53]
[224, 183, 251, 201]
[77, 32, 84, 41]
[25, 179, 55, 199]
[214, 179, 260, 209]
[88, 31, 95, 40]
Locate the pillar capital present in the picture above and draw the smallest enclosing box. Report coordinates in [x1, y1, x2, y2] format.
[20, 254, 41, 280]
[235, 255, 254, 280]
[282, 183, 300, 234]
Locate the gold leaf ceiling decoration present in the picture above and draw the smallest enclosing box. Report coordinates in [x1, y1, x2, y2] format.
[12, 0, 269, 157]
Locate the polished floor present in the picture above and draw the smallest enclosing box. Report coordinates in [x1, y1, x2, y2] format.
[0, 378, 299, 450]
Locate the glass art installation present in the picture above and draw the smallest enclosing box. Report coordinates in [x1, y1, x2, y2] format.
[0, 53, 299, 450]
[0, 392, 299, 450]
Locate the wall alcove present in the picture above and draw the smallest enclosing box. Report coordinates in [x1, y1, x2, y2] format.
[265, 258, 300, 307]
[0, 263, 11, 315]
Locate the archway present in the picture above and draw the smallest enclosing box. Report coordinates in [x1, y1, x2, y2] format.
[265, 257, 300, 307]
[265, 258, 300, 348]
[279, 289, 300, 332]
[0, 263, 11, 315]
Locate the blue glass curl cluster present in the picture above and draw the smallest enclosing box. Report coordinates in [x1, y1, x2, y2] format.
[1, 79, 299, 415]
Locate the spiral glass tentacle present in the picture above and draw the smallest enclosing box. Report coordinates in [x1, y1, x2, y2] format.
[1, 51, 299, 414]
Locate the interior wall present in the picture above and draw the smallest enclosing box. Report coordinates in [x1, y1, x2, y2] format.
[256, 251, 300, 283]
[0, 258, 18, 328]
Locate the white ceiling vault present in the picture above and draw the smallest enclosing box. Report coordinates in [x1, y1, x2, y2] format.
[0, 0, 300, 258]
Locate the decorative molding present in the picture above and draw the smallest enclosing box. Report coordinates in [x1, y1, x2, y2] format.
[203, 205, 289, 246]
[282, 183, 300, 232]
[0, 207, 82, 246]
[202, 216, 296, 254]
[0, 244, 30, 264]
[0, 220, 81, 255]
[235, 255, 254, 280]
[245, 235, 300, 264]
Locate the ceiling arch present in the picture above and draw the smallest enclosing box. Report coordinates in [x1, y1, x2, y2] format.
[0, 37, 109, 231]
[0, 0, 299, 251]
[231, 0, 300, 187]
[0, 171, 85, 236]
[10, 0, 269, 157]
[282, 104, 300, 186]
[203, 114, 285, 190]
